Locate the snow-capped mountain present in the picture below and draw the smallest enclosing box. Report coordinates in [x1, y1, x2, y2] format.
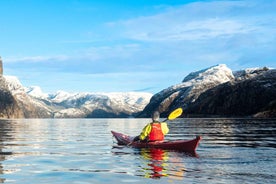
[139, 64, 235, 116]
[138, 64, 276, 118]
[4, 76, 54, 118]
[1, 64, 275, 118]
[3, 76, 152, 118]
[0, 75, 24, 118]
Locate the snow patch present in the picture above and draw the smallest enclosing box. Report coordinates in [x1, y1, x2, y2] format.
[3, 76, 25, 92]
[26, 86, 49, 99]
[234, 67, 271, 81]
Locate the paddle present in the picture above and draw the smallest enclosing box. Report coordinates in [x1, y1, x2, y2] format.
[127, 108, 183, 146]
[162, 107, 183, 122]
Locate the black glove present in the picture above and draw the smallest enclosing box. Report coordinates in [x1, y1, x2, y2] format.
[133, 136, 140, 142]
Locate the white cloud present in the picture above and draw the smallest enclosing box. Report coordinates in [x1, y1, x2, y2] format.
[5, 55, 69, 63]
[4, 43, 142, 64]
[107, 0, 275, 42]
[124, 18, 256, 41]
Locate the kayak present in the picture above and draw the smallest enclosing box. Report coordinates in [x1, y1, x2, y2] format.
[111, 131, 201, 152]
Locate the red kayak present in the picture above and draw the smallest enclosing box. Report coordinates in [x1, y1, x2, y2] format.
[111, 131, 201, 152]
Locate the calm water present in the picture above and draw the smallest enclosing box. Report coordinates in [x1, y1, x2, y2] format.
[0, 118, 275, 184]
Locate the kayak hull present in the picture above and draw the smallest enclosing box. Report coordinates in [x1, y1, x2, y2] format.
[111, 131, 201, 152]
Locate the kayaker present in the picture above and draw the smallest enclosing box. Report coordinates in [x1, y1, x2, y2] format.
[133, 111, 169, 142]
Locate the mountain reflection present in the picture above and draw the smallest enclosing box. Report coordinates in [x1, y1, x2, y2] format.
[0, 120, 16, 183]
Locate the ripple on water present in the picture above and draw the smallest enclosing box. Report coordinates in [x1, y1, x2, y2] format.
[0, 118, 275, 184]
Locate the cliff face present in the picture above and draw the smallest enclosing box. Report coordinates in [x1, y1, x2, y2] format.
[4, 76, 53, 118]
[138, 65, 276, 118]
[0, 58, 23, 118]
[0, 76, 24, 118]
[186, 69, 276, 117]
[0, 57, 3, 75]
[137, 64, 235, 117]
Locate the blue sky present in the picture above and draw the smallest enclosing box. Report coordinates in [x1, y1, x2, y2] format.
[1, 0, 276, 93]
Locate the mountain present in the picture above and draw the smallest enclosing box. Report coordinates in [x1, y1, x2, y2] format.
[1, 64, 275, 119]
[2, 76, 152, 118]
[4, 76, 56, 118]
[0, 76, 24, 118]
[137, 64, 235, 117]
[137, 64, 276, 118]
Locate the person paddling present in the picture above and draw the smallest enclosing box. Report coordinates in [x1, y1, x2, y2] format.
[133, 111, 169, 142]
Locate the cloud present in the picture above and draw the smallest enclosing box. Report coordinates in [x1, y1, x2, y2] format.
[138, 19, 256, 41]
[5, 43, 142, 64]
[101, 0, 276, 71]
[5, 55, 69, 63]
[107, 0, 275, 42]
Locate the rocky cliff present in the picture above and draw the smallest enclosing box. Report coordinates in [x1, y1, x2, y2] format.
[137, 65, 276, 118]
[0, 76, 24, 118]
[186, 69, 276, 117]
[4, 76, 53, 118]
[0, 57, 3, 75]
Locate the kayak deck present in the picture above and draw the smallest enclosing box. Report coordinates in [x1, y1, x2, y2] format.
[111, 131, 201, 152]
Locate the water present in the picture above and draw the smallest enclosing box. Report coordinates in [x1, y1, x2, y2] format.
[0, 118, 275, 184]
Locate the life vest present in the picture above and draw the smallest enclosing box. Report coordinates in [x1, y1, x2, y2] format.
[148, 123, 164, 141]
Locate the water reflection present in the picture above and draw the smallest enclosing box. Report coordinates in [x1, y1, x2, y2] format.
[0, 118, 274, 183]
[170, 118, 276, 148]
[111, 146, 198, 180]
[138, 148, 200, 179]
[139, 148, 169, 179]
[0, 120, 16, 183]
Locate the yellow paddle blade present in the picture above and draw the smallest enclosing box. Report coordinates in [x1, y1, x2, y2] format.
[168, 108, 183, 120]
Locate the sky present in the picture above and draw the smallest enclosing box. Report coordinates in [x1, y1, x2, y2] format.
[1, 0, 276, 94]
